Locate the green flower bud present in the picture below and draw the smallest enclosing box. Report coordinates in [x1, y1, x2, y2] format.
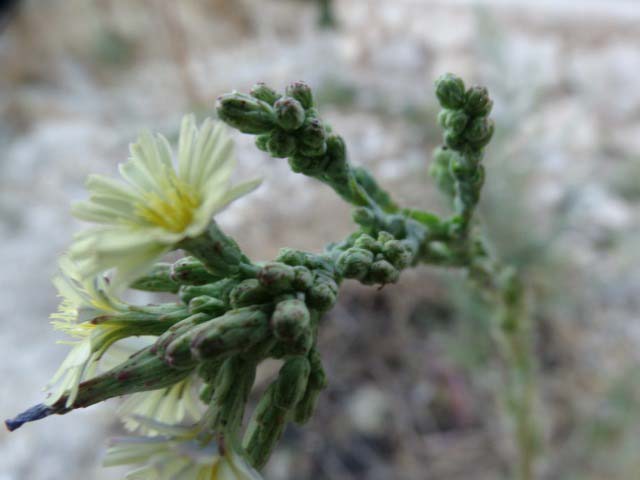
[437, 109, 450, 129]
[352, 207, 376, 227]
[307, 275, 338, 311]
[292, 265, 313, 291]
[325, 134, 347, 166]
[130, 263, 179, 293]
[464, 86, 493, 116]
[465, 117, 495, 148]
[304, 107, 321, 121]
[243, 384, 286, 469]
[377, 231, 395, 244]
[449, 154, 473, 180]
[430, 147, 459, 197]
[285, 81, 314, 109]
[274, 96, 305, 131]
[368, 259, 400, 284]
[337, 247, 374, 280]
[188, 295, 226, 315]
[189, 308, 270, 361]
[441, 109, 469, 136]
[206, 356, 257, 431]
[303, 254, 334, 273]
[152, 314, 201, 353]
[154, 313, 210, 369]
[288, 154, 326, 174]
[273, 356, 310, 409]
[444, 129, 466, 149]
[272, 298, 311, 345]
[243, 357, 310, 469]
[229, 278, 271, 308]
[294, 349, 327, 425]
[250, 82, 281, 105]
[354, 233, 381, 253]
[298, 119, 327, 157]
[276, 248, 306, 266]
[171, 256, 220, 285]
[258, 262, 296, 292]
[435, 73, 466, 109]
[216, 92, 276, 134]
[383, 240, 413, 269]
[178, 278, 236, 304]
[255, 134, 270, 152]
[267, 130, 297, 158]
[432, 146, 454, 168]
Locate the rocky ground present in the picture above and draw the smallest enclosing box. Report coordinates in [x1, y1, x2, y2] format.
[1, 1, 639, 479]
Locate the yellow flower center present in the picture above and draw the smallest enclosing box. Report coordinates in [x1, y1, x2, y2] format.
[209, 461, 221, 480]
[136, 174, 200, 233]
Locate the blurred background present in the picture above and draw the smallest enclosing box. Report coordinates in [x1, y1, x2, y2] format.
[1, 0, 640, 479]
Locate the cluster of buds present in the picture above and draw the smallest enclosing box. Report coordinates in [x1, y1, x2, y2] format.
[217, 81, 359, 204]
[336, 231, 414, 285]
[6, 74, 501, 479]
[429, 74, 494, 232]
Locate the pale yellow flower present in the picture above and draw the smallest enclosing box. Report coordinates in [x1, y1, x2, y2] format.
[104, 424, 263, 480]
[118, 376, 203, 435]
[46, 257, 128, 407]
[70, 115, 260, 288]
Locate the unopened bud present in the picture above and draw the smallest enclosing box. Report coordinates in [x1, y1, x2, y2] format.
[255, 134, 270, 152]
[449, 154, 473, 180]
[439, 109, 469, 136]
[250, 82, 281, 105]
[383, 240, 413, 269]
[276, 248, 306, 266]
[274, 97, 305, 131]
[272, 299, 311, 345]
[273, 356, 311, 409]
[267, 130, 297, 158]
[258, 262, 296, 292]
[171, 256, 219, 285]
[435, 73, 466, 109]
[188, 295, 226, 315]
[130, 263, 179, 293]
[337, 247, 374, 280]
[325, 134, 346, 166]
[292, 266, 313, 291]
[377, 231, 395, 244]
[354, 234, 381, 253]
[464, 86, 493, 116]
[298, 119, 327, 157]
[444, 129, 466, 149]
[178, 278, 235, 305]
[465, 117, 495, 148]
[293, 349, 327, 424]
[229, 279, 271, 308]
[307, 276, 338, 311]
[216, 92, 276, 134]
[303, 254, 334, 272]
[368, 259, 400, 284]
[189, 308, 270, 361]
[285, 81, 314, 109]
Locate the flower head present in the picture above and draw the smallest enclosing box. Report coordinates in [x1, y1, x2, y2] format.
[46, 257, 129, 407]
[118, 376, 203, 435]
[70, 115, 260, 288]
[104, 424, 263, 480]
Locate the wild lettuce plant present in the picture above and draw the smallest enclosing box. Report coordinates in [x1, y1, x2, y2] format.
[6, 74, 539, 480]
